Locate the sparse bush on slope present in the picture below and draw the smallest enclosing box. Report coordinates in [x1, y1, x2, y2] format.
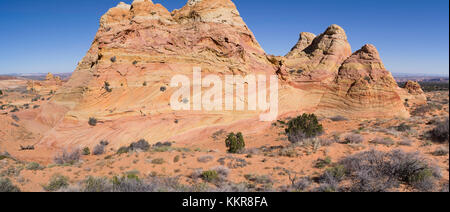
[116, 139, 151, 154]
[330, 116, 348, 122]
[88, 117, 98, 126]
[54, 149, 81, 165]
[82, 147, 90, 156]
[342, 133, 364, 144]
[44, 174, 69, 191]
[0, 178, 21, 192]
[225, 132, 245, 153]
[430, 118, 449, 143]
[93, 140, 109, 155]
[336, 150, 441, 192]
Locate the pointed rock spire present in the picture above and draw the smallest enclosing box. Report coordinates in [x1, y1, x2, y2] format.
[284, 24, 352, 83]
[286, 32, 316, 58]
[338, 44, 396, 88]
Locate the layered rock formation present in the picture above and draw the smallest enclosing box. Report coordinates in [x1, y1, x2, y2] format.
[316, 44, 410, 117]
[398, 80, 427, 106]
[26, 73, 62, 94]
[34, 0, 425, 148]
[404, 81, 425, 95]
[283, 24, 352, 83]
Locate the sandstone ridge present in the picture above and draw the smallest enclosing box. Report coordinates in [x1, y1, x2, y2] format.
[32, 0, 425, 148]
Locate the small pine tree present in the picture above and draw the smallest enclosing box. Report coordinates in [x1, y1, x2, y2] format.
[286, 113, 324, 143]
[225, 132, 245, 153]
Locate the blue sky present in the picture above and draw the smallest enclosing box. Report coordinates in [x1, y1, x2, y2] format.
[0, 0, 448, 76]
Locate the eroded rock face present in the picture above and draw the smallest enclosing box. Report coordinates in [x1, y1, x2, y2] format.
[286, 32, 316, 58]
[53, 0, 274, 108]
[284, 24, 352, 83]
[36, 0, 413, 148]
[337, 44, 397, 88]
[316, 44, 409, 118]
[26, 72, 62, 94]
[404, 81, 425, 95]
[397, 80, 427, 106]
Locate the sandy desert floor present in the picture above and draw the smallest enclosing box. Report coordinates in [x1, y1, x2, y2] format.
[0, 79, 448, 192]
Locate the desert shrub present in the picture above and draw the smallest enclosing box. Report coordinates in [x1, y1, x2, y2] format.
[315, 157, 332, 169]
[0, 90, 3, 95]
[116, 146, 129, 155]
[111, 175, 144, 192]
[151, 158, 165, 165]
[412, 104, 442, 116]
[339, 150, 440, 192]
[197, 155, 214, 163]
[213, 166, 230, 182]
[0, 153, 10, 161]
[88, 117, 97, 126]
[278, 146, 299, 157]
[143, 81, 147, 86]
[160, 86, 167, 92]
[318, 165, 345, 192]
[173, 155, 180, 163]
[151, 141, 172, 152]
[129, 139, 150, 152]
[82, 147, 90, 156]
[26, 162, 43, 171]
[398, 138, 413, 146]
[82, 176, 112, 192]
[20, 145, 35, 151]
[370, 137, 395, 146]
[441, 182, 449, 192]
[324, 165, 346, 182]
[117, 139, 150, 154]
[432, 147, 449, 156]
[225, 132, 245, 153]
[31, 95, 41, 102]
[110, 56, 116, 63]
[54, 149, 81, 165]
[44, 174, 69, 191]
[201, 170, 219, 183]
[285, 114, 324, 143]
[104, 81, 112, 92]
[429, 118, 449, 143]
[244, 174, 273, 185]
[92, 140, 109, 155]
[93, 144, 105, 156]
[395, 123, 411, 132]
[314, 183, 339, 192]
[110, 175, 186, 192]
[11, 114, 19, 122]
[0, 178, 20, 192]
[195, 166, 229, 184]
[330, 116, 348, 122]
[319, 138, 336, 146]
[288, 177, 312, 192]
[342, 133, 364, 144]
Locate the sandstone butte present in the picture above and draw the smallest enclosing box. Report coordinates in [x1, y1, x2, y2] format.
[26, 73, 63, 94]
[26, 0, 426, 149]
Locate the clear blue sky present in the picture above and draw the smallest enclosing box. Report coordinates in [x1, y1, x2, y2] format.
[0, 0, 448, 76]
